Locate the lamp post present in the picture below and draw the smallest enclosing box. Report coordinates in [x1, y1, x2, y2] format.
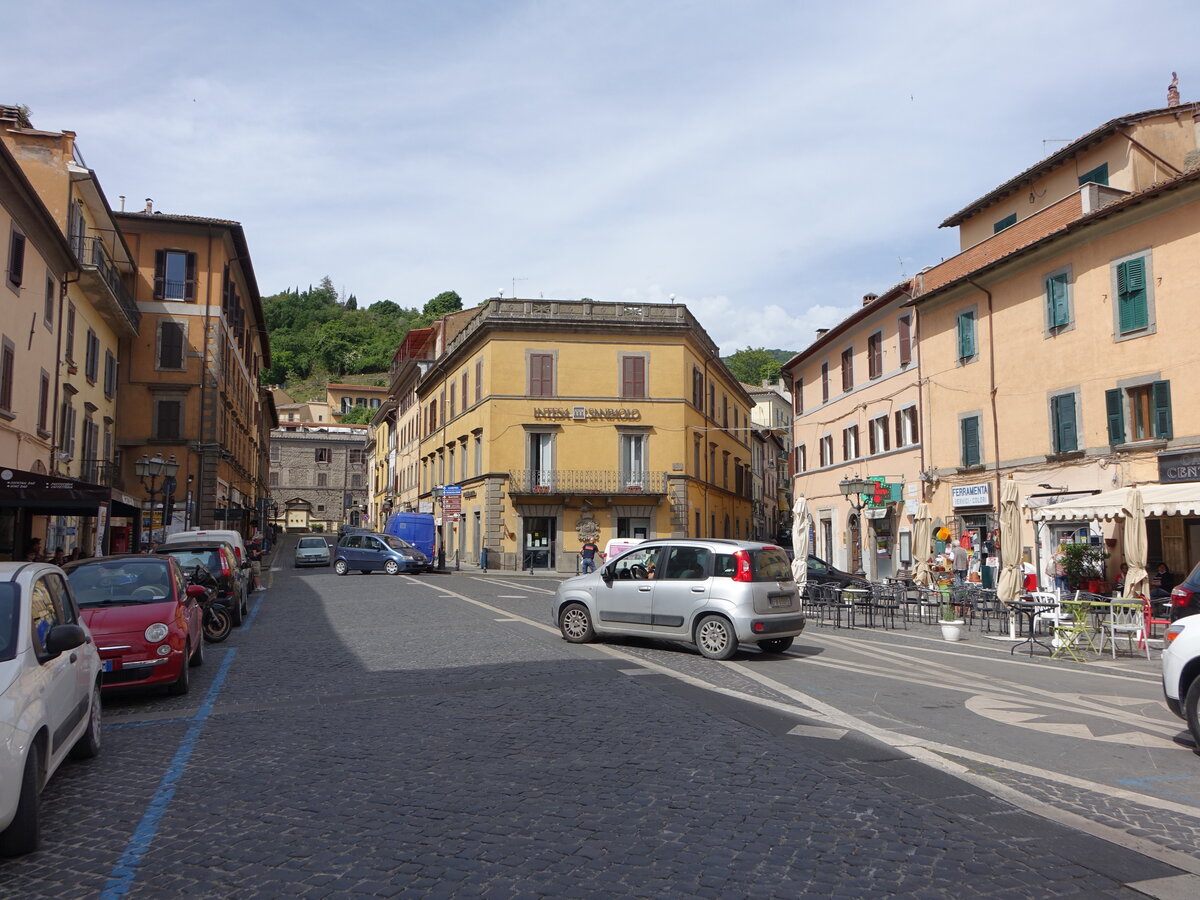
[135, 453, 179, 545]
[184, 473, 195, 531]
[839, 473, 874, 578]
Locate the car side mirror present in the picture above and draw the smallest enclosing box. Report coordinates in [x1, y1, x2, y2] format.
[601, 565, 613, 587]
[186, 584, 208, 599]
[44, 623, 87, 657]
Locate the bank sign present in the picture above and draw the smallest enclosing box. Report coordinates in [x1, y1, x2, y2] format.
[952, 483, 991, 508]
[533, 407, 641, 421]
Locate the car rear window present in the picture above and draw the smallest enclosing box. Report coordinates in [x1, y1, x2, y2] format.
[752, 549, 794, 582]
[163, 549, 223, 574]
[0, 583, 17, 661]
[297, 538, 327, 549]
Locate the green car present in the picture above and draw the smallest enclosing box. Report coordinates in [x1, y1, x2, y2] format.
[294, 536, 331, 568]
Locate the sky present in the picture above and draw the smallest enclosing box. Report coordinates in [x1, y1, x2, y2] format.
[6, 0, 1199, 354]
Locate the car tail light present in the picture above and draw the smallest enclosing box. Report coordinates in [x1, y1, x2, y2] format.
[1170, 585, 1194, 613]
[220, 551, 232, 579]
[234, 547, 243, 562]
[732, 550, 753, 583]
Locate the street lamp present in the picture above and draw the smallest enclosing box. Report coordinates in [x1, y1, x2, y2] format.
[184, 473, 195, 530]
[135, 453, 179, 544]
[839, 473, 874, 578]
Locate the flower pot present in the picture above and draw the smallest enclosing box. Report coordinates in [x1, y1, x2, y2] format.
[940, 620, 965, 642]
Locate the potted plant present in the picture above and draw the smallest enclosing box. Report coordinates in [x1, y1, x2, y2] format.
[939, 586, 964, 641]
[1057, 541, 1108, 591]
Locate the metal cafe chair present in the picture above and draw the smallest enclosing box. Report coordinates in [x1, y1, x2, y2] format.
[869, 582, 902, 630]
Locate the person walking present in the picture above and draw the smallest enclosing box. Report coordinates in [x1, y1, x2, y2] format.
[580, 538, 601, 575]
[952, 541, 968, 585]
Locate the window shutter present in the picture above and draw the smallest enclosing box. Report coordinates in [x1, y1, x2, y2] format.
[1104, 388, 1125, 444]
[911, 407, 920, 445]
[153, 249, 166, 300]
[1053, 393, 1077, 452]
[894, 410, 902, 446]
[8, 233, 25, 286]
[1152, 380, 1172, 439]
[160, 322, 184, 368]
[883, 419, 890, 452]
[623, 356, 645, 398]
[1117, 258, 1148, 332]
[961, 417, 980, 467]
[957, 311, 975, 359]
[184, 252, 197, 301]
[1046, 274, 1069, 328]
[898, 315, 912, 366]
[868, 423, 877, 456]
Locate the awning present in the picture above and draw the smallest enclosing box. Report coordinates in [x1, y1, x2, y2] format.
[1029, 482, 1200, 522]
[0, 466, 110, 515]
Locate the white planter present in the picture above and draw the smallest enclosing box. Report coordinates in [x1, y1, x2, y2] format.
[940, 620, 965, 642]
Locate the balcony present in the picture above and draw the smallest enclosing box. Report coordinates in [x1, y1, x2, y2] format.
[507, 469, 668, 496]
[72, 234, 140, 335]
[80, 459, 124, 490]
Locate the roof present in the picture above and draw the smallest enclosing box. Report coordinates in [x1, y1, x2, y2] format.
[940, 104, 1196, 228]
[327, 383, 388, 392]
[1031, 483, 1200, 522]
[780, 280, 914, 374]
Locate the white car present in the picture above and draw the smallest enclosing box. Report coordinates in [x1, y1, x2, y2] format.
[1162, 613, 1200, 748]
[164, 528, 249, 565]
[0, 562, 102, 856]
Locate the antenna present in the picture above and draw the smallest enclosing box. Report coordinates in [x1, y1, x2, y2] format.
[512, 276, 528, 299]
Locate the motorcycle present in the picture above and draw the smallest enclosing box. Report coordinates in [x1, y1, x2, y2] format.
[187, 564, 233, 643]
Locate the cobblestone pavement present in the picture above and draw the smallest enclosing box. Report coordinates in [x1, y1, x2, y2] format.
[1, 548, 1196, 897]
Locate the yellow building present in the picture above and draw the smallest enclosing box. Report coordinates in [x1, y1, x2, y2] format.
[327, 383, 387, 420]
[414, 299, 752, 573]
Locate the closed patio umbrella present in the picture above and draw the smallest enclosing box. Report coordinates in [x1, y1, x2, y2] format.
[791, 495, 811, 588]
[1123, 486, 1150, 600]
[997, 478, 1022, 606]
[911, 503, 933, 587]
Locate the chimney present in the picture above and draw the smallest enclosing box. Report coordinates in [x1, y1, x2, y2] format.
[144, 198, 153, 214]
[1168, 71, 1180, 108]
[815, 328, 829, 338]
[862, 292, 879, 307]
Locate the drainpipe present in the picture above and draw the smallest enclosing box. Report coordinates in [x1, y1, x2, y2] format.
[966, 278, 1003, 524]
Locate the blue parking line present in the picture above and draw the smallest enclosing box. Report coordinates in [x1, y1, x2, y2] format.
[100, 647, 238, 899]
[241, 588, 268, 629]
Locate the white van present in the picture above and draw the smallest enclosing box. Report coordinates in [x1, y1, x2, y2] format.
[602, 538, 644, 562]
[164, 529, 249, 564]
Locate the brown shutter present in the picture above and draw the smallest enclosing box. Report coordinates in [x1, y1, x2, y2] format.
[623, 356, 645, 398]
[8, 234, 25, 287]
[184, 252, 197, 301]
[898, 316, 912, 366]
[153, 249, 166, 299]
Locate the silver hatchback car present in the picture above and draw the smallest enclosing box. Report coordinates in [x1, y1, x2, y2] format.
[552, 539, 805, 659]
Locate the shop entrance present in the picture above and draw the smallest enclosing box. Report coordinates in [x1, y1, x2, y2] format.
[523, 516, 556, 569]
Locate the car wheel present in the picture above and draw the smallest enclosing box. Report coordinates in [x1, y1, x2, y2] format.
[167, 649, 191, 695]
[334, 559, 349, 576]
[384, 559, 401, 576]
[0, 742, 41, 856]
[190, 630, 205, 667]
[231, 589, 245, 627]
[758, 637, 794, 654]
[695, 615, 738, 660]
[1184, 676, 1200, 748]
[559, 602, 596, 643]
[70, 682, 103, 760]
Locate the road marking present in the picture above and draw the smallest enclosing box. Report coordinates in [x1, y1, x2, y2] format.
[788, 724, 847, 740]
[101, 648, 239, 899]
[494, 617, 522, 622]
[1126, 874, 1200, 899]
[470, 576, 558, 595]
[497, 595, 528, 599]
[620, 668, 657, 676]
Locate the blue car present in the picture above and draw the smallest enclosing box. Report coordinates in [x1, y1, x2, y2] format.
[333, 533, 426, 576]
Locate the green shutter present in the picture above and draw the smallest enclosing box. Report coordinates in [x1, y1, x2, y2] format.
[1153, 380, 1173, 439]
[1105, 388, 1125, 444]
[1078, 163, 1109, 186]
[1117, 257, 1148, 332]
[961, 416, 980, 467]
[1046, 273, 1069, 328]
[1052, 393, 1077, 452]
[957, 311, 976, 360]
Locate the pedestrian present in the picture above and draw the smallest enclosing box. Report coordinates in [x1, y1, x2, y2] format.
[246, 535, 264, 590]
[580, 538, 601, 575]
[1114, 562, 1129, 594]
[51, 548, 66, 567]
[951, 541, 968, 585]
[1151, 562, 1176, 601]
[1053, 551, 1069, 593]
[28, 537, 43, 562]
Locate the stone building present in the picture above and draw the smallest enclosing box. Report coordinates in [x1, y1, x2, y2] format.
[268, 423, 368, 533]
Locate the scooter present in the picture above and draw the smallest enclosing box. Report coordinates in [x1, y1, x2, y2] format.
[187, 564, 233, 643]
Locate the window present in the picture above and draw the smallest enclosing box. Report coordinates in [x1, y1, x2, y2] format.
[1114, 255, 1150, 335]
[867, 332, 883, 379]
[449, 383, 456, 419]
[270, 444, 281, 461]
[819, 435, 833, 467]
[153, 397, 182, 440]
[693, 436, 701, 475]
[1106, 381, 1171, 444]
[621, 355, 646, 399]
[474, 434, 482, 475]
[461, 371, 468, 409]
[842, 425, 859, 461]
[793, 377, 803, 415]
[157, 321, 186, 370]
[1078, 163, 1108, 186]
[269, 471, 280, 486]
[692, 367, 704, 408]
[1045, 270, 1071, 331]
[154, 249, 196, 301]
[44, 276, 55, 329]
[661, 546, 710, 581]
[722, 396, 728, 428]
[956, 309, 977, 362]
[65, 303, 76, 363]
[6, 231, 25, 290]
[960, 415, 982, 467]
[898, 315, 912, 367]
[840, 347, 853, 392]
[85, 330, 99, 382]
[869, 415, 890, 455]
[528, 353, 554, 397]
[475, 358, 483, 402]
[529, 432, 554, 487]
[351, 474, 363, 488]
[103, 350, 117, 398]
[1050, 393, 1078, 453]
[619, 433, 647, 488]
[708, 382, 715, 419]
[794, 443, 807, 475]
[38, 370, 50, 434]
[349, 449, 364, 465]
[315, 447, 331, 462]
[993, 213, 1016, 233]
[317, 472, 328, 487]
[0, 337, 13, 414]
[821, 363, 829, 403]
[459, 439, 467, 481]
[895, 406, 919, 447]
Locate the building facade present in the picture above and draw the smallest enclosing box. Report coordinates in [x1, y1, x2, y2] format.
[269, 424, 368, 533]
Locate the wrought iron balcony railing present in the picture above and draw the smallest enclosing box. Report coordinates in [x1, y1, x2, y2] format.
[507, 469, 668, 495]
[71, 234, 140, 330]
[81, 459, 123, 490]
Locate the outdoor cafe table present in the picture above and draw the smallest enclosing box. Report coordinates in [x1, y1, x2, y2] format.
[841, 587, 870, 627]
[1005, 597, 1061, 657]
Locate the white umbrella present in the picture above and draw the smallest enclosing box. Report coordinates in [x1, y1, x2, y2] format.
[997, 479, 1022, 606]
[911, 503, 933, 587]
[791, 495, 811, 588]
[1123, 486, 1150, 600]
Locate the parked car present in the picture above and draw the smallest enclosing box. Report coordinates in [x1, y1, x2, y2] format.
[156, 539, 249, 625]
[0, 562, 102, 856]
[334, 532, 424, 576]
[806, 554, 867, 589]
[295, 536, 332, 568]
[1168, 560, 1200, 621]
[1162, 613, 1200, 747]
[63, 555, 205, 695]
[164, 529, 249, 567]
[552, 539, 805, 659]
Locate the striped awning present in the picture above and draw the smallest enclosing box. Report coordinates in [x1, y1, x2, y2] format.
[1029, 482, 1200, 522]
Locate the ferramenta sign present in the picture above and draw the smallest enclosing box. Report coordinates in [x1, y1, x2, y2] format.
[533, 407, 641, 421]
[952, 483, 991, 508]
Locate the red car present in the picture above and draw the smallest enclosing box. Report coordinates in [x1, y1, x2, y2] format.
[63, 555, 205, 695]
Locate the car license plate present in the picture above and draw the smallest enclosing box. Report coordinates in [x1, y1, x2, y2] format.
[769, 593, 793, 608]
[102, 660, 114, 672]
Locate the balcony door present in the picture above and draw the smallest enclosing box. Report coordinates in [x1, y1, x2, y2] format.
[529, 432, 554, 490]
[619, 433, 646, 490]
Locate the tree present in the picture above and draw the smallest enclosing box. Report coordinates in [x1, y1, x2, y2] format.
[340, 405, 374, 425]
[344, 294, 358, 311]
[423, 290, 463, 320]
[724, 348, 783, 386]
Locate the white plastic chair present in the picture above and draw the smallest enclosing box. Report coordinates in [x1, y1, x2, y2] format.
[1032, 590, 1072, 635]
[1099, 603, 1147, 659]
